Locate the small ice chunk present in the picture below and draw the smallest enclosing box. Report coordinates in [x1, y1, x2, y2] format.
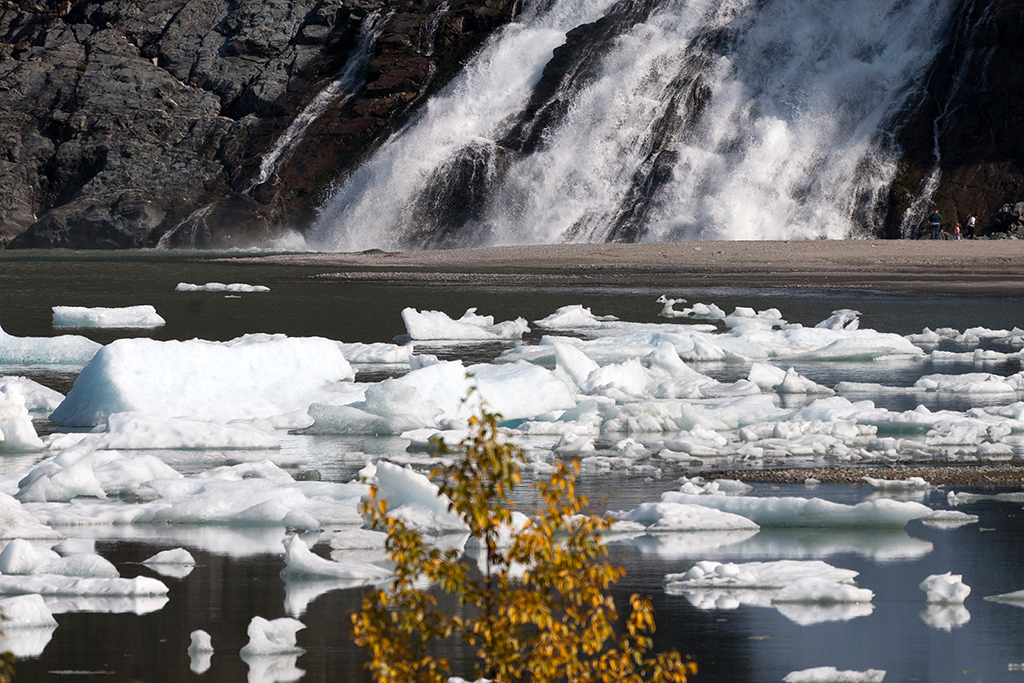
[983, 589, 1024, 604]
[815, 310, 861, 331]
[861, 477, 932, 491]
[783, 667, 885, 683]
[279, 535, 391, 581]
[368, 461, 467, 533]
[615, 503, 760, 532]
[0, 377, 64, 413]
[0, 539, 118, 578]
[52, 305, 165, 329]
[188, 629, 214, 674]
[534, 305, 616, 329]
[0, 594, 58, 628]
[337, 342, 412, 364]
[176, 282, 269, 292]
[402, 307, 529, 340]
[0, 383, 44, 452]
[920, 510, 978, 529]
[239, 616, 305, 656]
[143, 548, 196, 566]
[919, 572, 971, 604]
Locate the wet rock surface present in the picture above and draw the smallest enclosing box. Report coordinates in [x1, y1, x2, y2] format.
[0, 0, 516, 248]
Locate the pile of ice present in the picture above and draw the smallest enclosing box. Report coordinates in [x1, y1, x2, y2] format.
[49, 334, 355, 427]
[52, 305, 165, 329]
[402, 307, 529, 340]
[920, 572, 971, 604]
[0, 321, 101, 365]
[534, 305, 618, 330]
[176, 282, 270, 292]
[239, 616, 305, 656]
[0, 382, 44, 452]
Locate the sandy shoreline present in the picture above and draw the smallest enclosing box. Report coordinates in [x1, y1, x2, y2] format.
[231, 240, 1024, 293]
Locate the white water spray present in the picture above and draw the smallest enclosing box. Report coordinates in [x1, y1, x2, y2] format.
[311, 0, 961, 249]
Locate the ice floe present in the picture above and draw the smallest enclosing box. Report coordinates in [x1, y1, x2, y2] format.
[279, 534, 391, 582]
[783, 667, 885, 683]
[52, 305, 165, 329]
[50, 334, 355, 427]
[660, 493, 932, 528]
[0, 322, 102, 365]
[176, 282, 270, 292]
[402, 307, 529, 340]
[240, 616, 305, 656]
[188, 629, 214, 674]
[614, 503, 760, 532]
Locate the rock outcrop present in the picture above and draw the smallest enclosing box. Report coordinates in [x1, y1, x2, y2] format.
[884, 0, 1024, 238]
[1, 0, 516, 248]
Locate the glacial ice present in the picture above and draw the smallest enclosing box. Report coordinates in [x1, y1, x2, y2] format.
[0, 539, 118, 577]
[279, 534, 391, 581]
[0, 382, 44, 452]
[142, 548, 196, 566]
[188, 629, 214, 674]
[0, 377, 64, 413]
[365, 461, 466, 533]
[44, 412, 281, 451]
[783, 667, 885, 683]
[239, 615, 305, 656]
[52, 305, 165, 329]
[919, 572, 971, 604]
[0, 322, 102, 365]
[0, 574, 167, 597]
[402, 307, 529, 340]
[665, 560, 860, 590]
[50, 334, 355, 427]
[661, 493, 932, 528]
[175, 282, 270, 292]
[534, 304, 617, 329]
[614, 502, 760, 532]
[0, 594, 58, 628]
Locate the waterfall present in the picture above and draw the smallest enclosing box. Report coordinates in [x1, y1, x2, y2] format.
[310, 0, 961, 250]
[246, 11, 387, 193]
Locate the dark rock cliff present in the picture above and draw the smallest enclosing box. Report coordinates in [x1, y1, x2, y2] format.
[0, 0, 516, 248]
[2, 0, 1022, 248]
[885, 0, 1024, 238]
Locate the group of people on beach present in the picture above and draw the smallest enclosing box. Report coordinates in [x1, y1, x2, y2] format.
[927, 210, 976, 239]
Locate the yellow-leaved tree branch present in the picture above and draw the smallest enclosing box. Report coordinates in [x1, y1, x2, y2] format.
[352, 399, 696, 683]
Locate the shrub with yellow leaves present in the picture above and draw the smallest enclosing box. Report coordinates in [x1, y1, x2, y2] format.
[352, 402, 697, 683]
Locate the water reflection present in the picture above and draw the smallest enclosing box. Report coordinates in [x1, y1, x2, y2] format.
[0, 626, 56, 658]
[919, 604, 970, 631]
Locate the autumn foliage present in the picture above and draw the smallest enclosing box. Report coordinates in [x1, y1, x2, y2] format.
[352, 403, 696, 683]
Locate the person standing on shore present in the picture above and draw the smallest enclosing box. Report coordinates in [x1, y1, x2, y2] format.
[967, 215, 977, 238]
[954, 222, 961, 240]
[928, 210, 942, 239]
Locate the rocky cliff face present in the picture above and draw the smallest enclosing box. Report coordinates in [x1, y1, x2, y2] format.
[0, 0, 516, 248]
[2, 0, 1022, 249]
[885, 0, 1024, 238]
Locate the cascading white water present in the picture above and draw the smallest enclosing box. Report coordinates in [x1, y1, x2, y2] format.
[310, 0, 961, 250]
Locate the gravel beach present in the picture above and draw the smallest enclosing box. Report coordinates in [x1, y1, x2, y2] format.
[234, 240, 1024, 293]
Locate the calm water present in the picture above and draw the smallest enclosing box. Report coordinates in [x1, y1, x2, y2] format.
[1, 251, 1023, 683]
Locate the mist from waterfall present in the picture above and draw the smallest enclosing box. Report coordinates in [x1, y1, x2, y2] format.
[310, 0, 960, 250]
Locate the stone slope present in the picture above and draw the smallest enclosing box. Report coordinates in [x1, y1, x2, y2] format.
[1, 0, 516, 248]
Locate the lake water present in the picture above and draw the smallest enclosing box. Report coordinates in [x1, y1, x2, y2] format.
[1, 251, 1022, 683]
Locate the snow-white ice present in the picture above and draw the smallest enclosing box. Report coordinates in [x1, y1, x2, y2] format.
[0, 322, 101, 365]
[239, 616, 305, 656]
[50, 334, 355, 426]
[52, 305, 165, 329]
[920, 572, 971, 604]
[660, 493, 932, 528]
[402, 307, 529, 340]
[783, 667, 885, 683]
[176, 282, 270, 292]
[188, 629, 214, 674]
[279, 534, 391, 582]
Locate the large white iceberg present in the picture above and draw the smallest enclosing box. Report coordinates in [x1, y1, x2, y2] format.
[50, 334, 355, 427]
[783, 667, 885, 683]
[52, 305, 165, 329]
[615, 503, 760, 532]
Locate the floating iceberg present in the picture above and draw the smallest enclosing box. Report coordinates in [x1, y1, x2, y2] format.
[615, 503, 760, 532]
[0, 574, 167, 597]
[665, 560, 859, 590]
[0, 382, 44, 452]
[44, 412, 281, 451]
[534, 305, 617, 329]
[50, 334, 355, 427]
[0, 539, 118, 578]
[52, 305, 165, 329]
[175, 282, 269, 292]
[239, 616, 305, 656]
[0, 322, 102, 365]
[279, 535, 391, 582]
[143, 548, 196, 567]
[919, 572, 971, 604]
[0, 377, 64, 413]
[783, 667, 885, 683]
[365, 461, 466, 533]
[661, 493, 932, 528]
[0, 594, 58, 628]
[402, 307, 529, 340]
[188, 629, 214, 674]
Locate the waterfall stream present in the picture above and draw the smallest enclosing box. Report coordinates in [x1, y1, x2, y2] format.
[310, 0, 961, 250]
